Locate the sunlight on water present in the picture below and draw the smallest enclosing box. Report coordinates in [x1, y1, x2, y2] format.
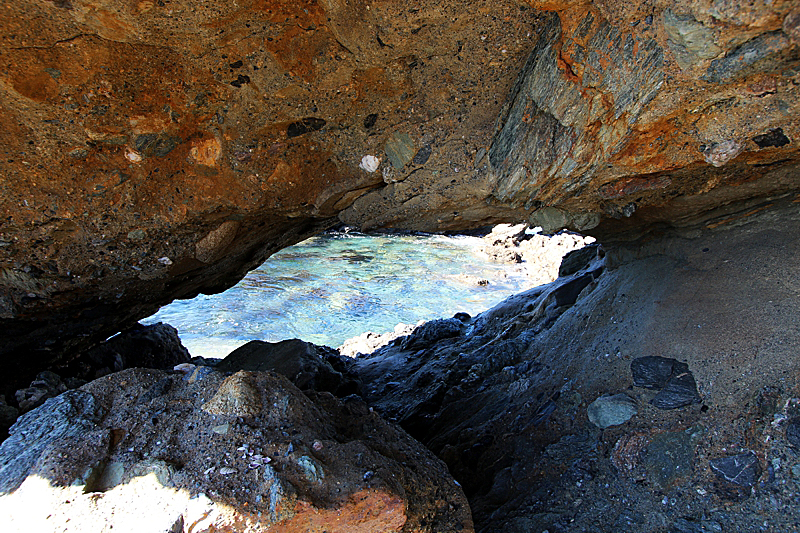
[143, 232, 538, 357]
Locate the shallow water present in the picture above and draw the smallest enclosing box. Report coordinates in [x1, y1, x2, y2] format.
[143, 232, 538, 357]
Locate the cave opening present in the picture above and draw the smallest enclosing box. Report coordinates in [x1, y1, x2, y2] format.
[141, 225, 594, 360]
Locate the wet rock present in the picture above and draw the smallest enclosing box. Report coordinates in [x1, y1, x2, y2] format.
[587, 394, 637, 429]
[216, 339, 360, 397]
[631, 356, 701, 409]
[0, 369, 473, 532]
[709, 452, 762, 487]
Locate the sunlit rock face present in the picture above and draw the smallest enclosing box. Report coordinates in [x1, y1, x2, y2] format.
[0, 0, 798, 384]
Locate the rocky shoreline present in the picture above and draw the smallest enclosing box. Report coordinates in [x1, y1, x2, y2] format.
[3, 200, 800, 532]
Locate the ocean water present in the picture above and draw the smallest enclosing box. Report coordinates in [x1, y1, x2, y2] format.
[143, 231, 538, 358]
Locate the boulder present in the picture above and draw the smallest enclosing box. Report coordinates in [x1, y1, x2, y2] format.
[0, 368, 473, 533]
[215, 339, 361, 397]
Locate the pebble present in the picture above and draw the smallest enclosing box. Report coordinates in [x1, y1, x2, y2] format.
[709, 452, 761, 486]
[359, 155, 380, 173]
[785, 417, 800, 447]
[587, 394, 637, 429]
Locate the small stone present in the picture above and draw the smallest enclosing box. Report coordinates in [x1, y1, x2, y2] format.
[286, 117, 326, 138]
[631, 356, 680, 389]
[709, 452, 761, 486]
[412, 143, 432, 165]
[158, 257, 173, 266]
[702, 140, 742, 167]
[785, 417, 800, 448]
[651, 371, 701, 409]
[363, 113, 378, 129]
[752, 128, 790, 149]
[384, 132, 415, 169]
[359, 155, 380, 173]
[297, 455, 324, 482]
[219, 467, 237, 475]
[127, 229, 146, 241]
[587, 394, 637, 429]
[211, 423, 230, 435]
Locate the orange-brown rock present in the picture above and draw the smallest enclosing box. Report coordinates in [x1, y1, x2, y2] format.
[0, 0, 798, 385]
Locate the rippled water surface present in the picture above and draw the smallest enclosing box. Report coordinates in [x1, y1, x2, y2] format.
[144, 232, 537, 357]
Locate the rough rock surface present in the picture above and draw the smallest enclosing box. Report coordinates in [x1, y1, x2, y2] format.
[351, 198, 800, 532]
[1, 0, 799, 379]
[0, 368, 473, 532]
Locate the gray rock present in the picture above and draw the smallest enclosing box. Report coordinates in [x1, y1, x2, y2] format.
[587, 394, 637, 429]
[631, 356, 701, 409]
[384, 132, 415, 169]
[401, 318, 464, 350]
[785, 417, 800, 448]
[709, 452, 762, 486]
[15, 370, 68, 413]
[0, 390, 105, 493]
[643, 426, 704, 488]
[663, 9, 722, 70]
[703, 31, 790, 83]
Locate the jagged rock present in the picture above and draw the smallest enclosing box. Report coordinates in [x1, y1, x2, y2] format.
[558, 244, 601, 277]
[14, 370, 68, 413]
[57, 322, 191, 383]
[400, 317, 467, 350]
[0, 369, 473, 533]
[0, 389, 106, 494]
[631, 356, 701, 409]
[215, 339, 360, 397]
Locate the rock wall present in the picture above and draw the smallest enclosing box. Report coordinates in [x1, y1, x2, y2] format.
[0, 1, 798, 390]
[351, 197, 800, 531]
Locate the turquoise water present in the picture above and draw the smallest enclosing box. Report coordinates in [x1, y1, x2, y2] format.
[143, 232, 537, 357]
